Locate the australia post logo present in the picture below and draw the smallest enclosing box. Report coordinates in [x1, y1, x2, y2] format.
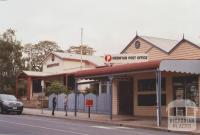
[105, 55, 112, 62]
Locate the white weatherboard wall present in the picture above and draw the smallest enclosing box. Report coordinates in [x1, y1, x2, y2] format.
[43, 54, 64, 73]
[43, 54, 96, 73]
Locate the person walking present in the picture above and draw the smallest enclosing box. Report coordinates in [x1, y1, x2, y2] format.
[52, 96, 56, 116]
[64, 95, 68, 116]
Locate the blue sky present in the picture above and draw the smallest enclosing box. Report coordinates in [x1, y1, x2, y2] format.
[0, 0, 199, 55]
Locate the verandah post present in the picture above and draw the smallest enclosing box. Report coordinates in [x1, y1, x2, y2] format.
[74, 78, 78, 117]
[27, 77, 31, 100]
[108, 76, 113, 120]
[156, 70, 162, 126]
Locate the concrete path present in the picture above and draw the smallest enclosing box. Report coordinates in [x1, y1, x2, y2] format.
[23, 108, 200, 134]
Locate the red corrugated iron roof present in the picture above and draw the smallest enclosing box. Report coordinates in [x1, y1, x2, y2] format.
[18, 71, 75, 79]
[75, 60, 161, 78]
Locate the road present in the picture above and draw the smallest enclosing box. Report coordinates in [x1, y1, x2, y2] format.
[0, 114, 186, 135]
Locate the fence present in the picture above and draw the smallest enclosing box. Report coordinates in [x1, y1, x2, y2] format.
[48, 92, 111, 114]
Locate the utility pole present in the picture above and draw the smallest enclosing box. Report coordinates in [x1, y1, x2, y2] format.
[80, 28, 83, 70]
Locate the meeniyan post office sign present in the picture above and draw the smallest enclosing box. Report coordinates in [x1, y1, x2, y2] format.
[105, 54, 148, 64]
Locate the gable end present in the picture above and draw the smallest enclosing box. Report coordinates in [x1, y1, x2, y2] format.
[169, 39, 200, 54]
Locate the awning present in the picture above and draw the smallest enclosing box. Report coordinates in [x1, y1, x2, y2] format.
[18, 71, 74, 79]
[75, 60, 160, 78]
[75, 60, 200, 78]
[160, 60, 200, 74]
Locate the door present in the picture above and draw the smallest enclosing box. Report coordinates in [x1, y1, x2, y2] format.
[173, 76, 198, 116]
[173, 77, 187, 116]
[118, 80, 133, 115]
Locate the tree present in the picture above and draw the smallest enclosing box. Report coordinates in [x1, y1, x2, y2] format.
[2, 28, 16, 42]
[23, 41, 63, 71]
[0, 29, 24, 94]
[66, 45, 95, 55]
[84, 83, 98, 95]
[47, 81, 71, 115]
[47, 81, 71, 95]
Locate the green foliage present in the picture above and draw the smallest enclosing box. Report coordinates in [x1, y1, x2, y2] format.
[17, 80, 27, 97]
[0, 29, 24, 94]
[18, 88, 26, 97]
[84, 84, 98, 95]
[23, 41, 64, 71]
[47, 81, 71, 95]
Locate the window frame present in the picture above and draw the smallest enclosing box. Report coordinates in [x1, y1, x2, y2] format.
[138, 78, 166, 92]
[138, 94, 166, 106]
[137, 78, 166, 106]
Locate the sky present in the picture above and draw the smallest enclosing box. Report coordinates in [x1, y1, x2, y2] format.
[0, 0, 200, 55]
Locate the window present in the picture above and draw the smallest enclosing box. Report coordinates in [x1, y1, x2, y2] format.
[32, 80, 42, 93]
[137, 78, 166, 106]
[138, 78, 166, 91]
[138, 94, 166, 106]
[173, 76, 199, 106]
[101, 82, 107, 94]
[134, 40, 140, 49]
[101, 85, 107, 93]
[138, 79, 155, 91]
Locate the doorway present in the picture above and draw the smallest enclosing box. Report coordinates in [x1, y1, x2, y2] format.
[173, 76, 199, 116]
[118, 80, 133, 115]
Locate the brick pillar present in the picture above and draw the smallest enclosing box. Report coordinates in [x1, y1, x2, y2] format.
[112, 79, 118, 115]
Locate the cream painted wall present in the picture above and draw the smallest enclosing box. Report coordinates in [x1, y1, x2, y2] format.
[111, 72, 200, 118]
[43, 54, 96, 73]
[123, 38, 200, 61]
[198, 75, 200, 117]
[43, 54, 64, 73]
[118, 37, 200, 118]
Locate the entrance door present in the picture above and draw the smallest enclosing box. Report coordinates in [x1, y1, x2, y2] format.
[173, 76, 198, 116]
[118, 80, 133, 115]
[173, 80, 186, 116]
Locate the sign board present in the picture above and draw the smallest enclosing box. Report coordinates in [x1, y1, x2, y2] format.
[85, 99, 93, 107]
[41, 80, 45, 87]
[104, 54, 148, 64]
[47, 63, 59, 68]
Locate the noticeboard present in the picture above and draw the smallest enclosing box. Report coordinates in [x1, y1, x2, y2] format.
[85, 99, 93, 107]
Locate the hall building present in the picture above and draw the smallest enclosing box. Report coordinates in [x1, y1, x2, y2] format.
[16, 52, 105, 107]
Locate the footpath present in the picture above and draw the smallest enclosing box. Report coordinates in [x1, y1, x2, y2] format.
[23, 108, 200, 135]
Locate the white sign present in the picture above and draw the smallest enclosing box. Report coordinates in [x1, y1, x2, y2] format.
[41, 80, 45, 87]
[104, 54, 148, 64]
[167, 99, 197, 131]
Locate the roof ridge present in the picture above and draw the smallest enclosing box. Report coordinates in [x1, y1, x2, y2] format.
[52, 51, 105, 66]
[53, 51, 102, 58]
[140, 35, 179, 42]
